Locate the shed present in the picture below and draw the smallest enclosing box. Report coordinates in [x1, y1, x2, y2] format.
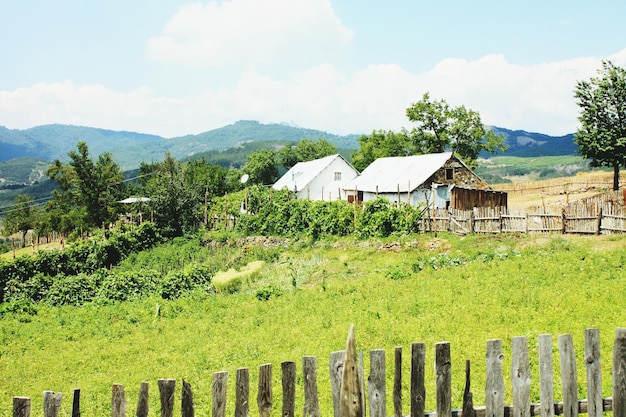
[272, 154, 359, 201]
[343, 152, 502, 209]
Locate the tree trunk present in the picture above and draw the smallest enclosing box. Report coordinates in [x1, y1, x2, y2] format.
[614, 164, 620, 191]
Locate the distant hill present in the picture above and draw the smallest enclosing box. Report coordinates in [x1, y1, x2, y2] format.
[487, 127, 577, 157]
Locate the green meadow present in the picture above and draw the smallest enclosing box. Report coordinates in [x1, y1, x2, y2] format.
[1, 232, 625, 416]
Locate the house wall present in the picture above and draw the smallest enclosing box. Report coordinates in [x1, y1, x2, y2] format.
[361, 187, 447, 208]
[430, 159, 491, 190]
[296, 157, 359, 201]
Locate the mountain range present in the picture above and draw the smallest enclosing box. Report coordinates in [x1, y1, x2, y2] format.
[0, 119, 577, 174]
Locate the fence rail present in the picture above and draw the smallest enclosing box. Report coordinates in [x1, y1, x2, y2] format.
[11, 327, 626, 417]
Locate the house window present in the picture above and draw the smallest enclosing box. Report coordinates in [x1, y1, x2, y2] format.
[334, 171, 342, 181]
[446, 168, 454, 180]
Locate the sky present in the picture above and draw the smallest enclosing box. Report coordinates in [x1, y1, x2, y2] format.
[1, 0, 626, 138]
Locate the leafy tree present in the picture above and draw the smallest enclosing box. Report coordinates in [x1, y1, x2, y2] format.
[46, 142, 126, 230]
[243, 149, 279, 185]
[143, 153, 200, 237]
[405, 93, 506, 168]
[351, 93, 505, 170]
[1, 194, 39, 241]
[278, 138, 337, 169]
[574, 60, 626, 190]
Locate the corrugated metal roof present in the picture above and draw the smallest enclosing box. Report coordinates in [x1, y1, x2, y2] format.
[344, 152, 453, 193]
[272, 154, 345, 192]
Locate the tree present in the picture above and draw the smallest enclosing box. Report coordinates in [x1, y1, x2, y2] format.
[351, 129, 412, 171]
[574, 60, 626, 190]
[278, 138, 337, 169]
[405, 93, 506, 168]
[46, 142, 126, 230]
[1, 194, 39, 241]
[243, 149, 279, 185]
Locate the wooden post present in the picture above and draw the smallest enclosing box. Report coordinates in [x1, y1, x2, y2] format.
[158, 379, 176, 417]
[561, 209, 567, 234]
[613, 328, 626, 417]
[330, 350, 346, 417]
[182, 379, 194, 417]
[485, 339, 504, 417]
[136, 382, 149, 417]
[257, 364, 272, 417]
[212, 372, 228, 417]
[72, 389, 81, 417]
[585, 328, 603, 417]
[13, 397, 30, 417]
[339, 325, 363, 417]
[462, 360, 476, 417]
[303, 356, 320, 417]
[596, 207, 603, 235]
[282, 361, 296, 417]
[112, 384, 126, 417]
[410, 343, 426, 417]
[558, 334, 578, 417]
[511, 337, 530, 417]
[235, 368, 249, 417]
[43, 391, 62, 417]
[368, 349, 386, 417]
[538, 335, 554, 417]
[393, 347, 402, 417]
[435, 342, 451, 417]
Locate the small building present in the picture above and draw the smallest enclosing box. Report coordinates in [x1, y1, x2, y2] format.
[343, 152, 505, 209]
[272, 154, 360, 201]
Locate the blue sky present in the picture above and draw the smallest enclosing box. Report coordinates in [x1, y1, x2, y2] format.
[1, 0, 626, 138]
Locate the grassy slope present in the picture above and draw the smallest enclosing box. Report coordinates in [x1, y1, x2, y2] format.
[1, 233, 626, 416]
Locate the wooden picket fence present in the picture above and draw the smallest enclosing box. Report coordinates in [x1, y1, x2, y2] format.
[11, 326, 626, 417]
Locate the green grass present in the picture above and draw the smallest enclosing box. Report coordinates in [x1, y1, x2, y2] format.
[1, 233, 625, 416]
[475, 155, 598, 182]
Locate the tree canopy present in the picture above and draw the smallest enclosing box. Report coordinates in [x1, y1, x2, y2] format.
[574, 60, 626, 190]
[278, 138, 337, 169]
[243, 149, 279, 185]
[1, 194, 39, 241]
[351, 93, 506, 171]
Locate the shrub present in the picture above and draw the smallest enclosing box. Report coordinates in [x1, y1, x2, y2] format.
[97, 269, 160, 302]
[159, 263, 214, 300]
[255, 284, 283, 301]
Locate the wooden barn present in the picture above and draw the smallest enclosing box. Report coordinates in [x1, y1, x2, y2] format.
[343, 152, 506, 209]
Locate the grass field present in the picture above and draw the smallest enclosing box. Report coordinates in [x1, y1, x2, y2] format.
[1, 232, 625, 416]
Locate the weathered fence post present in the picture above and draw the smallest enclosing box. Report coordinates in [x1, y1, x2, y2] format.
[213, 371, 228, 417]
[181, 380, 194, 417]
[257, 363, 272, 417]
[235, 368, 249, 417]
[72, 389, 81, 417]
[13, 397, 30, 417]
[435, 342, 451, 417]
[486, 339, 504, 417]
[613, 328, 626, 417]
[330, 350, 346, 417]
[282, 361, 296, 417]
[393, 346, 402, 417]
[158, 379, 176, 417]
[511, 336, 530, 417]
[596, 207, 603, 235]
[462, 360, 476, 417]
[368, 349, 386, 417]
[43, 391, 62, 417]
[136, 382, 149, 417]
[585, 328, 603, 417]
[112, 384, 126, 417]
[303, 356, 320, 417]
[339, 324, 363, 417]
[538, 335, 555, 417]
[558, 334, 578, 417]
[410, 342, 426, 417]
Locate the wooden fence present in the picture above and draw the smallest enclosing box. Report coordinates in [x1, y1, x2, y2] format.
[11, 326, 626, 417]
[419, 204, 626, 235]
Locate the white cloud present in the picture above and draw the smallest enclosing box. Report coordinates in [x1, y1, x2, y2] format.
[145, 0, 354, 71]
[2, 50, 625, 138]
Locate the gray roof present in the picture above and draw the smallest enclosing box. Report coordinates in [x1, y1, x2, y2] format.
[344, 152, 454, 193]
[273, 154, 354, 192]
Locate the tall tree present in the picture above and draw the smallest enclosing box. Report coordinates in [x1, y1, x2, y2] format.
[46, 141, 125, 230]
[278, 138, 337, 169]
[405, 93, 506, 168]
[1, 194, 39, 241]
[574, 60, 626, 190]
[350, 129, 412, 171]
[243, 149, 278, 185]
